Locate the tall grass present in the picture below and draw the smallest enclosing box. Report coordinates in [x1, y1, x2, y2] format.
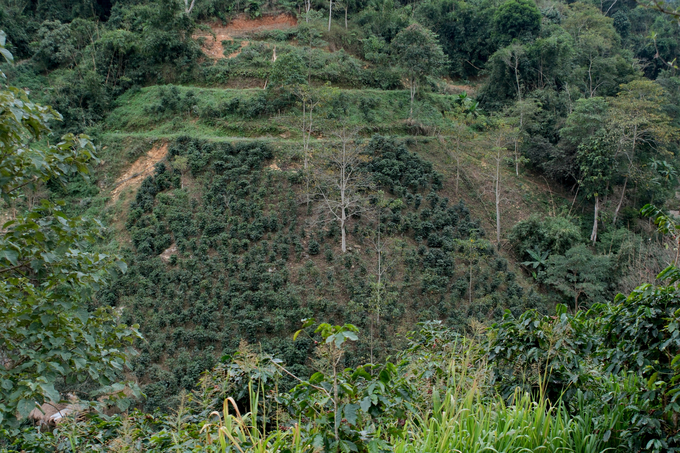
[201, 382, 311, 453]
[394, 388, 623, 453]
[198, 341, 626, 453]
[393, 345, 626, 453]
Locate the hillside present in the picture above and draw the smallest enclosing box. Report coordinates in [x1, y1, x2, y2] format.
[3, 0, 680, 451]
[94, 75, 552, 410]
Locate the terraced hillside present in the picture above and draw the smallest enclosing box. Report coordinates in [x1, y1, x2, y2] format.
[75, 16, 573, 409]
[8, 2, 680, 450]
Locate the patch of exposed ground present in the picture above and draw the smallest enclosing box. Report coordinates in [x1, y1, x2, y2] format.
[444, 82, 477, 97]
[159, 243, 178, 262]
[110, 143, 168, 201]
[194, 13, 297, 59]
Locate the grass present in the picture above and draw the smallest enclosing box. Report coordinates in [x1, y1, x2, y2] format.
[395, 389, 624, 453]
[105, 84, 466, 138]
[203, 352, 627, 453]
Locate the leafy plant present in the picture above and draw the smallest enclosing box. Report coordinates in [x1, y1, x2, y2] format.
[0, 40, 140, 431]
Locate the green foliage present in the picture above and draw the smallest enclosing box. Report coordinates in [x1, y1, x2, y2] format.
[489, 256, 680, 452]
[415, 0, 495, 78]
[493, 0, 541, 46]
[4, 0, 680, 449]
[5, 312, 638, 452]
[390, 23, 447, 81]
[0, 43, 139, 431]
[395, 384, 625, 453]
[577, 132, 616, 200]
[508, 215, 583, 262]
[366, 135, 442, 194]
[308, 239, 320, 255]
[542, 244, 612, 310]
[391, 23, 447, 116]
[594, 285, 680, 451]
[268, 49, 307, 88]
[356, 0, 409, 43]
[282, 359, 412, 452]
[489, 304, 589, 401]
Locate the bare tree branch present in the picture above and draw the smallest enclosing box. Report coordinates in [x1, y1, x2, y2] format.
[310, 129, 374, 252]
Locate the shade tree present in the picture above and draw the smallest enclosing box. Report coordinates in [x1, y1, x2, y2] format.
[563, 3, 635, 98]
[390, 23, 447, 119]
[312, 129, 374, 253]
[492, 0, 541, 46]
[577, 130, 617, 244]
[608, 79, 675, 224]
[543, 244, 611, 311]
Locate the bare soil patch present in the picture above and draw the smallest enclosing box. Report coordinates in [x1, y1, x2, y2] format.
[195, 13, 297, 59]
[160, 243, 178, 262]
[444, 82, 477, 97]
[110, 143, 168, 201]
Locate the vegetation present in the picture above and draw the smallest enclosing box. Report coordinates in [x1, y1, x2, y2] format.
[0, 35, 140, 432]
[3, 0, 680, 451]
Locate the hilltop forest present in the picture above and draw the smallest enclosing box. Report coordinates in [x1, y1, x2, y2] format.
[3, 0, 680, 451]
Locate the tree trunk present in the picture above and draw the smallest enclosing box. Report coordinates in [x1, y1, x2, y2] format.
[515, 110, 523, 176]
[574, 293, 580, 312]
[302, 101, 308, 169]
[495, 155, 501, 245]
[340, 140, 347, 253]
[588, 57, 595, 98]
[591, 195, 599, 244]
[340, 217, 346, 253]
[370, 316, 374, 364]
[302, 99, 311, 207]
[612, 177, 628, 225]
[328, 0, 332, 31]
[345, 6, 348, 28]
[409, 81, 416, 119]
[514, 56, 521, 101]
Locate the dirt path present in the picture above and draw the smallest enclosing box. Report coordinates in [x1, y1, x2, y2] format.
[111, 143, 168, 202]
[194, 13, 297, 59]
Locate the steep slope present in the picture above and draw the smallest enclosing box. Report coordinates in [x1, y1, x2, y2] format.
[91, 78, 563, 409]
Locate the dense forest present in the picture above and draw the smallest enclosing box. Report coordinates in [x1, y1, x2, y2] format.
[3, 0, 680, 451]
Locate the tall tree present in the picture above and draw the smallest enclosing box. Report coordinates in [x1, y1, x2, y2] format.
[577, 131, 616, 244]
[493, 0, 541, 45]
[183, 0, 197, 14]
[0, 35, 140, 430]
[391, 23, 447, 119]
[366, 192, 399, 363]
[446, 121, 474, 197]
[505, 98, 540, 177]
[563, 3, 629, 98]
[609, 79, 674, 224]
[556, 96, 610, 184]
[270, 52, 329, 205]
[543, 244, 611, 311]
[487, 124, 515, 245]
[328, 0, 333, 30]
[312, 129, 373, 253]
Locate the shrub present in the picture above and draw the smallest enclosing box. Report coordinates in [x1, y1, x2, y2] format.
[508, 215, 583, 262]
